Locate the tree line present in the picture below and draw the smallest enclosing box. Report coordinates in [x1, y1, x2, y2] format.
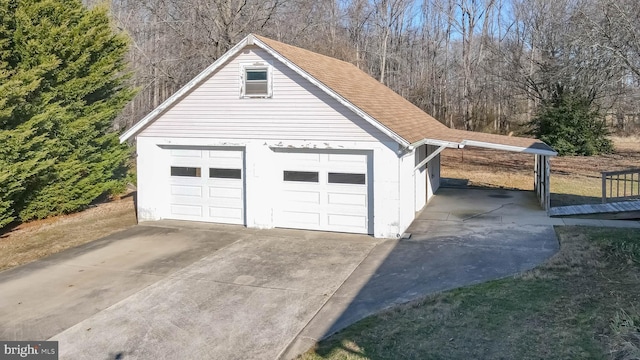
[100, 0, 640, 138]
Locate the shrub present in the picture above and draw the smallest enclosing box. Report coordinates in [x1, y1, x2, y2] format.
[529, 89, 613, 156]
[0, 0, 135, 228]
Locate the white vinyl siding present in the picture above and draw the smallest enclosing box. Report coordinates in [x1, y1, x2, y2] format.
[139, 46, 387, 142]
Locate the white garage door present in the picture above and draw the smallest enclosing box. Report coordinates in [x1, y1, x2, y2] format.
[275, 150, 371, 234]
[168, 147, 244, 224]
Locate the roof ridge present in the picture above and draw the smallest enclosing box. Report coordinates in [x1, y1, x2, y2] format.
[251, 34, 360, 70]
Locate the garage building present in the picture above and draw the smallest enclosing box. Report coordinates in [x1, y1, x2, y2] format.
[120, 34, 556, 238]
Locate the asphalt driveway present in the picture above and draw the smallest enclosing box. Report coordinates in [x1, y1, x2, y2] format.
[0, 189, 561, 359]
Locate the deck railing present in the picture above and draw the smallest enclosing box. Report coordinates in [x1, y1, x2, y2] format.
[601, 169, 640, 203]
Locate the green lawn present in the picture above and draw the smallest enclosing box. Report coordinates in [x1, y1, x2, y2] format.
[300, 227, 640, 360]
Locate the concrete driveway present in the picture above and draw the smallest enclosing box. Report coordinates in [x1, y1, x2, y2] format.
[0, 222, 378, 359]
[0, 188, 561, 359]
[0, 225, 246, 341]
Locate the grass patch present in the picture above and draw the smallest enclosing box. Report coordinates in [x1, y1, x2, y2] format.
[300, 227, 640, 360]
[0, 196, 137, 271]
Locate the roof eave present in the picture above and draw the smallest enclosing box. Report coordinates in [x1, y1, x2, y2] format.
[410, 138, 557, 156]
[410, 138, 464, 149]
[461, 140, 558, 156]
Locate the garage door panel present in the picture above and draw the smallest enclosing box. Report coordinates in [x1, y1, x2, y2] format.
[327, 214, 367, 228]
[171, 185, 202, 197]
[326, 155, 367, 173]
[171, 195, 207, 205]
[208, 149, 243, 159]
[282, 190, 321, 204]
[327, 153, 367, 164]
[279, 202, 322, 215]
[171, 204, 203, 217]
[207, 178, 243, 188]
[208, 161, 243, 170]
[326, 206, 367, 216]
[208, 186, 243, 200]
[207, 197, 242, 209]
[280, 211, 321, 227]
[207, 178, 243, 186]
[209, 207, 243, 223]
[280, 152, 322, 163]
[277, 154, 322, 171]
[327, 192, 367, 207]
[170, 149, 202, 158]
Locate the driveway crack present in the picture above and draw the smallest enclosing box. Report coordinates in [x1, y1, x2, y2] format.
[462, 203, 514, 221]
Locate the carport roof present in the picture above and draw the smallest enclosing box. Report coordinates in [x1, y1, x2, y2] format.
[120, 34, 557, 156]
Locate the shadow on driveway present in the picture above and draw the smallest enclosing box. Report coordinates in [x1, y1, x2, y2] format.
[280, 188, 560, 358]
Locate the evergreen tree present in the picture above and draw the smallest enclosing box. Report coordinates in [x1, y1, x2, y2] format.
[528, 87, 613, 156]
[0, 0, 134, 228]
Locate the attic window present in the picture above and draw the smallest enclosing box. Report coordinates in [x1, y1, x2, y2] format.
[241, 64, 272, 98]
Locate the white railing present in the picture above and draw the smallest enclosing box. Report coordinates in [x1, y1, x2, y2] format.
[601, 169, 640, 203]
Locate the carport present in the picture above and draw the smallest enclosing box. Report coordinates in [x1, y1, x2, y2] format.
[412, 128, 557, 211]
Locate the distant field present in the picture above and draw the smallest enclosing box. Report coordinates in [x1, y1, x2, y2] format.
[441, 136, 640, 207]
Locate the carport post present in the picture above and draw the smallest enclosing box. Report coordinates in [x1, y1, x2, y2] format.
[534, 154, 540, 196]
[534, 154, 551, 211]
[545, 155, 551, 211]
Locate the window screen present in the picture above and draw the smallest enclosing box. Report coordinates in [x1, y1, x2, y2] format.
[171, 167, 201, 177]
[328, 172, 366, 185]
[283, 171, 319, 182]
[209, 168, 242, 179]
[245, 69, 268, 96]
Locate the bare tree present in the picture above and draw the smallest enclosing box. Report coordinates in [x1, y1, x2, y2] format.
[577, 0, 640, 78]
[371, 0, 413, 84]
[101, 0, 640, 134]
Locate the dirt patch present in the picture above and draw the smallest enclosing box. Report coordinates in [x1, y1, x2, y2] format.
[0, 195, 137, 272]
